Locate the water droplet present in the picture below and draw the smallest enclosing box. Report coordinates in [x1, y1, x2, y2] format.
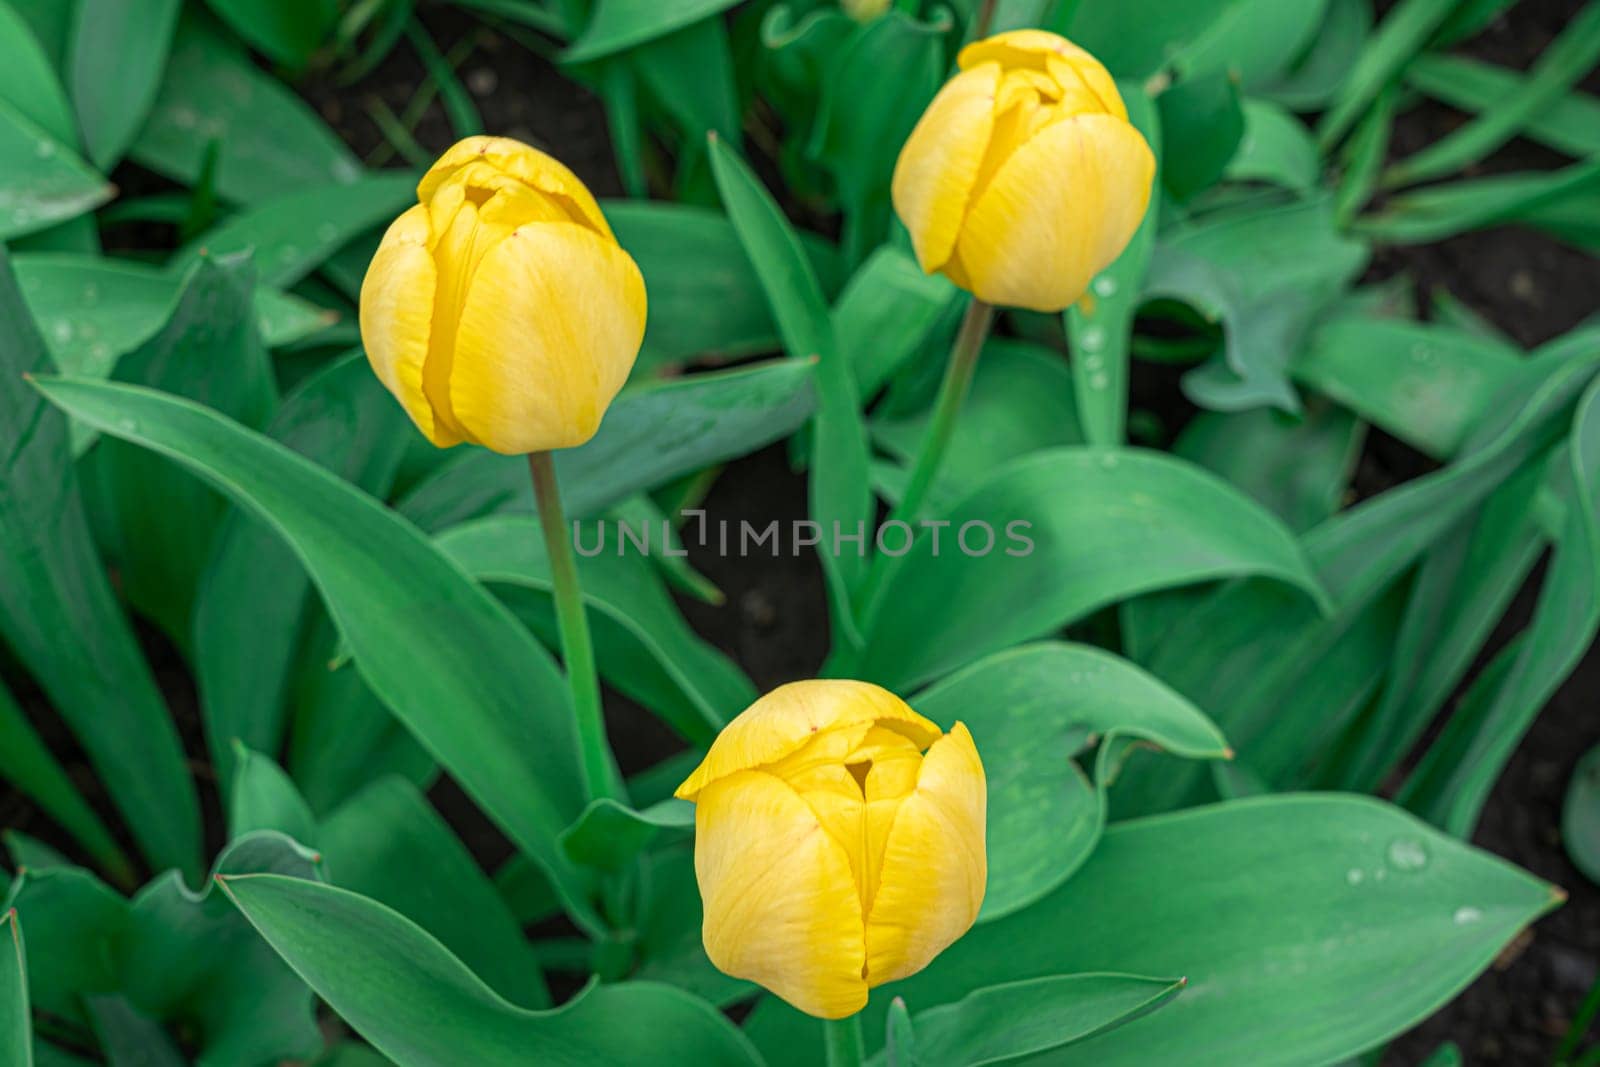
[50, 321, 72, 344]
[316, 223, 339, 242]
[1453, 906, 1482, 924]
[34, 140, 55, 159]
[1081, 325, 1106, 351]
[116, 417, 138, 433]
[1093, 276, 1118, 298]
[1098, 452, 1119, 470]
[82, 284, 99, 304]
[1089, 372, 1109, 390]
[1346, 868, 1364, 885]
[1387, 838, 1429, 871]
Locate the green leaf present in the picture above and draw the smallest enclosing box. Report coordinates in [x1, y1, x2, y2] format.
[0, 0, 76, 143]
[438, 516, 755, 744]
[230, 744, 320, 845]
[1406, 54, 1600, 159]
[1403, 376, 1600, 835]
[1316, 0, 1459, 149]
[633, 17, 740, 144]
[1, 909, 28, 1067]
[876, 973, 1186, 1067]
[4, 866, 128, 1022]
[565, 0, 740, 63]
[1164, 0, 1328, 87]
[220, 874, 765, 1066]
[0, 676, 132, 884]
[131, 14, 362, 203]
[1067, 82, 1159, 446]
[631, 841, 751, 1007]
[0, 250, 200, 882]
[1065, 0, 1237, 78]
[83, 254, 277, 647]
[1156, 197, 1368, 414]
[67, 0, 180, 168]
[195, 353, 412, 796]
[559, 797, 694, 872]
[1563, 745, 1600, 885]
[833, 244, 959, 399]
[397, 359, 816, 533]
[856, 447, 1328, 689]
[914, 642, 1229, 920]
[1385, 2, 1600, 188]
[1293, 313, 1520, 460]
[204, 0, 339, 68]
[321, 777, 551, 1008]
[84, 996, 185, 1067]
[0, 96, 110, 240]
[173, 172, 419, 288]
[1175, 401, 1364, 533]
[1226, 98, 1319, 193]
[747, 795, 1560, 1067]
[31, 374, 601, 929]
[1356, 158, 1600, 246]
[1256, 0, 1369, 110]
[606, 201, 843, 370]
[707, 134, 871, 640]
[118, 833, 325, 1066]
[1157, 72, 1244, 201]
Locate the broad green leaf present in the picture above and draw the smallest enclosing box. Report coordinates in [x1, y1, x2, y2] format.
[222, 875, 764, 1065]
[321, 777, 550, 1009]
[833, 244, 959, 399]
[0, 97, 110, 240]
[438, 516, 755, 744]
[397, 359, 816, 533]
[67, 0, 180, 168]
[1164, 0, 1327, 87]
[1256, 0, 1369, 110]
[1226, 98, 1319, 193]
[1407, 54, 1600, 159]
[1356, 159, 1600, 246]
[118, 833, 324, 1066]
[1156, 197, 1368, 414]
[195, 353, 411, 795]
[1066, 0, 1236, 78]
[1316, 0, 1459, 149]
[708, 134, 871, 639]
[633, 17, 740, 144]
[84, 254, 277, 647]
[1563, 745, 1600, 885]
[1157, 72, 1244, 201]
[1067, 83, 1159, 446]
[230, 744, 319, 845]
[1295, 313, 1521, 460]
[559, 797, 694, 872]
[565, 0, 740, 63]
[4, 0, 69, 70]
[85, 995, 185, 1066]
[0, 250, 200, 881]
[32, 375, 600, 929]
[1, 909, 27, 1067]
[1175, 401, 1364, 533]
[4, 831, 69, 872]
[874, 973, 1186, 1067]
[14, 253, 335, 434]
[1403, 377, 1600, 836]
[205, 0, 339, 67]
[131, 14, 362, 203]
[747, 795, 1559, 1067]
[606, 201, 843, 370]
[173, 173, 419, 288]
[0, 0, 75, 143]
[856, 447, 1328, 689]
[1385, 3, 1600, 188]
[0, 677, 131, 884]
[4, 866, 128, 1022]
[872, 340, 1083, 515]
[913, 642, 1229, 919]
[631, 841, 751, 1007]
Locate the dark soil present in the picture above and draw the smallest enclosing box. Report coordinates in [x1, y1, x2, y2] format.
[4, 1, 1600, 1064]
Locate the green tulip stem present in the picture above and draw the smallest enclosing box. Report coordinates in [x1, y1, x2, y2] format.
[823, 1015, 866, 1067]
[527, 452, 621, 802]
[887, 296, 995, 531]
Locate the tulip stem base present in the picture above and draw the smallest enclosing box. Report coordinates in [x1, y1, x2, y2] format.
[528, 452, 621, 802]
[823, 1015, 866, 1067]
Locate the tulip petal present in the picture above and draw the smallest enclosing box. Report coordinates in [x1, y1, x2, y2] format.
[864, 722, 985, 988]
[359, 205, 458, 446]
[419, 135, 614, 238]
[952, 113, 1153, 311]
[676, 681, 942, 801]
[447, 221, 645, 454]
[891, 62, 1002, 275]
[695, 770, 868, 1019]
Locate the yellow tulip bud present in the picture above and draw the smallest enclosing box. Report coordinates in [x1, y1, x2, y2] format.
[359, 136, 646, 454]
[891, 30, 1155, 312]
[675, 680, 986, 1019]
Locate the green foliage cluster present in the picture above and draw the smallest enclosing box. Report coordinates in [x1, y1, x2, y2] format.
[1, 0, 1598, 1063]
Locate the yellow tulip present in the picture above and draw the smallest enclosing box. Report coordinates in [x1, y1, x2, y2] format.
[675, 680, 986, 1019]
[359, 136, 646, 454]
[891, 30, 1155, 312]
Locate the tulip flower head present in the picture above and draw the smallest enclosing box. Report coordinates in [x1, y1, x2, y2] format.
[360, 136, 646, 454]
[892, 30, 1155, 312]
[676, 680, 986, 1019]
